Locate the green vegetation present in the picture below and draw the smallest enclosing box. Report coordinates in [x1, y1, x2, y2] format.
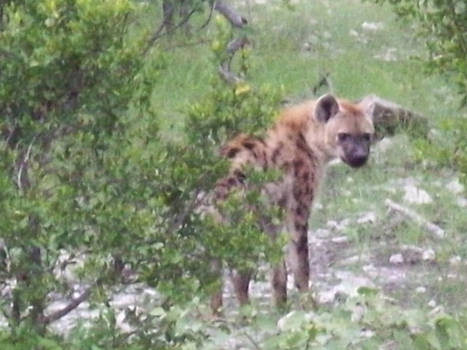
[0, 0, 466, 349]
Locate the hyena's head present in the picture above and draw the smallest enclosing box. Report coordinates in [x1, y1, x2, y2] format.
[314, 94, 374, 168]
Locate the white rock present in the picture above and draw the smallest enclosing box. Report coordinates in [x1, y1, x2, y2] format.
[403, 184, 433, 204]
[357, 211, 377, 224]
[331, 236, 349, 244]
[446, 178, 464, 194]
[340, 255, 360, 265]
[416, 286, 426, 294]
[351, 304, 365, 322]
[277, 311, 298, 331]
[457, 197, 467, 207]
[422, 249, 435, 261]
[428, 299, 437, 308]
[374, 48, 398, 62]
[326, 219, 350, 231]
[374, 137, 394, 154]
[389, 253, 404, 264]
[449, 256, 462, 266]
[349, 29, 359, 38]
[362, 264, 378, 278]
[361, 329, 375, 338]
[318, 271, 374, 304]
[315, 228, 331, 237]
[361, 21, 384, 31]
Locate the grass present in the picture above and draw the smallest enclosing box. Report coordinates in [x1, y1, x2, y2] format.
[148, 0, 467, 342]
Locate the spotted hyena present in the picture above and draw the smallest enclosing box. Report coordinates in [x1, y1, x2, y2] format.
[210, 94, 375, 312]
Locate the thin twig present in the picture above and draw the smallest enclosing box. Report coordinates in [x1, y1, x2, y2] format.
[218, 36, 250, 84]
[168, 187, 207, 234]
[214, 1, 248, 28]
[243, 331, 262, 350]
[42, 286, 93, 324]
[145, 7, 198, 54]
[385, 199, 445, 239]
[199, 0, 215, 29]
[17, 136, 36, 191]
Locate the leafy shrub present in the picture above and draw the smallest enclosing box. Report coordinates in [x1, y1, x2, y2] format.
[368, 0, 467, 188]
[199, 288, 467, 350]
[0, 1, 284, 346]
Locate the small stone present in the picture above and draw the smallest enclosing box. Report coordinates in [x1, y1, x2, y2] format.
[361, 328, 375, 338]
[361, 21, 384, 31]
[422, 249, 435, 261]
[357, 212, 377, 224]
[428, 299, 437, 308]
[449, 256, 462, 266]
[374, 48, 398, 62]
[351, 304, 365, 322]
[389, 253, 404, 264]
[349, 29, 359, 37]
[314, 202, 323, 210]
[315, 228, 331, 237]
[326, 219, 349, 231]
[331, 236, 349, 244]
[416, 286, 426, 294]
[277, 311, 298, 331]
[446, 178, 464, 195]
[403, 184, 433, 204]
[457, 197, 467, 207]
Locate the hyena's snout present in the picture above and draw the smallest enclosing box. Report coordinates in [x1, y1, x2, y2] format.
[342, 140, 370, 168]
[347, 146, 369, 167]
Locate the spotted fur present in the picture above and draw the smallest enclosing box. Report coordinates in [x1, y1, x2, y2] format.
[210, 94, 375, 312]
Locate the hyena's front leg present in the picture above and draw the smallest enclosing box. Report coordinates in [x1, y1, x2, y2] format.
[210, 258, 223, 314]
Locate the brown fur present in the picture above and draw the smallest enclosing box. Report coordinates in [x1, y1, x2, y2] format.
[210, 94, 374, 312]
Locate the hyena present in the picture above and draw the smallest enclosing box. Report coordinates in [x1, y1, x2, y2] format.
[210, 94, 375, 312]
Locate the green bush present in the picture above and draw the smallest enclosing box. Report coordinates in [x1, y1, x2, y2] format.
[0, 1, 284, 346]
[368, 0, 467, 187]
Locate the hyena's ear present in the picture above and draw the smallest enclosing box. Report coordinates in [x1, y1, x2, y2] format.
[314, 94, 339, 123]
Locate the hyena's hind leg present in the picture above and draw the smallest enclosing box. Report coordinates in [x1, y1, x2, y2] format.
[260, 202, 289, 308]
[231, 269, 253, 306]
[271, 258, 287, 307]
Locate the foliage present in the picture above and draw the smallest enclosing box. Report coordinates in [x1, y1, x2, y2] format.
[0, 0, 283, 347]
[369, 0, 466, 105]
[368, 0, 467, 188]
[0, 0, 155, 334]
[199, 289, 467, 350]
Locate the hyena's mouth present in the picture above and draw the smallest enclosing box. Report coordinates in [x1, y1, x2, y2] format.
[342, 155, 368, 168]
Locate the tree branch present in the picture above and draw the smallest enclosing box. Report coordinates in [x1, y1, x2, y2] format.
[199, 0, 215, 30]
[218, 36, 250, 84]
[214, 1, 248, 28]
[17, 136, 36, 191]
[359, 95, 429, 139]
[42, 286, 93, 324]
[145, 6, 198, 54]
[385, 199, 445, 239]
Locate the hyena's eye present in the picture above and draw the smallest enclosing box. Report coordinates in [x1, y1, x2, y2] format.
[337, 133, 350, 142]
[362, 133, 371, 141]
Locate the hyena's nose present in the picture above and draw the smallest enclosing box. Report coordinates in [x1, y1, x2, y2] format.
[350, 155, 368, 167]
[348, 149, 369, 167]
